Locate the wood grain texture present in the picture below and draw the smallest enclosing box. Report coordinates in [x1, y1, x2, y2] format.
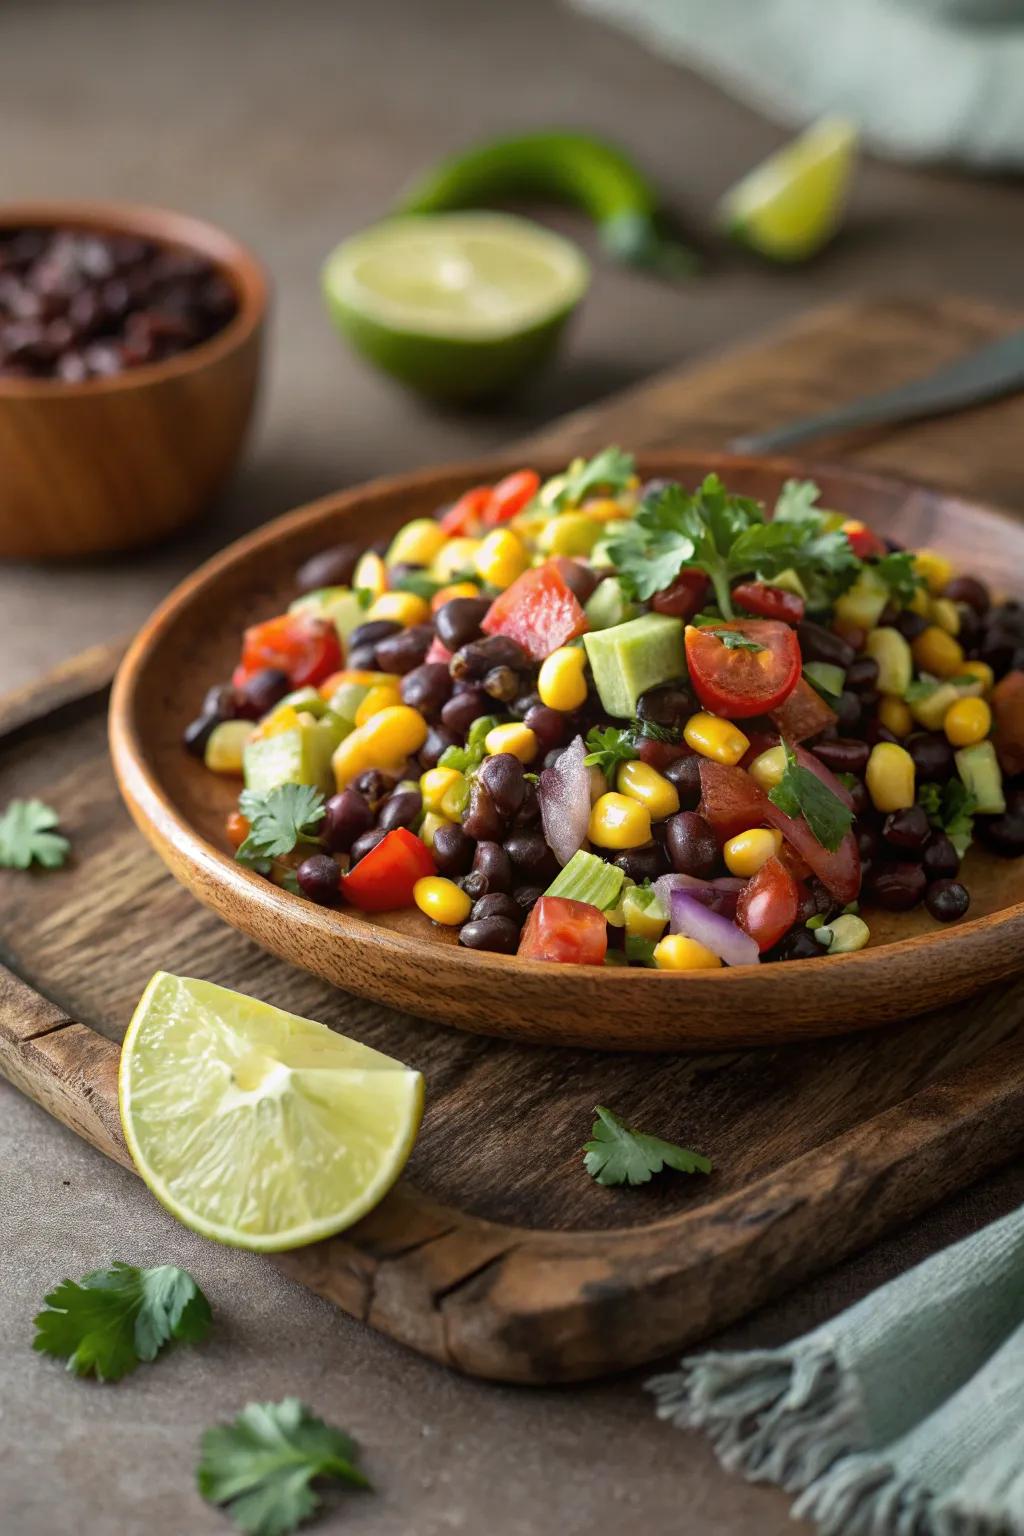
[4, 294, 1024, 1381]
[0, 202, 267, 558]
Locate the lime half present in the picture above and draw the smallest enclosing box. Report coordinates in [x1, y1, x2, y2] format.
[119, 973, 424, 1251]
[719, 117, 858, 262]
[323, 211, 589, 401]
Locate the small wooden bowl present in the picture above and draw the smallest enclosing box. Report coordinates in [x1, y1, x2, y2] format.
[0, 201, 268, 558]
[110, 453, 1024, 1051]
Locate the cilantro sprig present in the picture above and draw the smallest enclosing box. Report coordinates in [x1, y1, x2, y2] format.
[235, 784, 327, 873]
[583, 1106, 711, 1187]
[438, 713, 499, 774]
[919, 779, 976, 858]
[584, 719, 681, 777]
[875, 550, 922, 605]
[768, 742, 855, 852]
[197, 1398, 370, 1536]
[552, 446, 635, 510]
[0, 798, 70, 870]
[33, 1263, 211, 1382]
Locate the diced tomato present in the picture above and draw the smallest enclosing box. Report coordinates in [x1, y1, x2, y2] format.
[481, 560, 588, 662]
[483, 468, 540, 526]
[762, 801, 860, 906]
[685, 619, 800, 719]
[341, 828, 435, 912]
[424, 636, 453, 666]
[237, 614, 341, 689]
[736, 857, 799, 952]
[845, 523, 887, 560]
[777, 840, 813, 883]
[732, 581, 805, 625]
[517, 896, 607, 966]
[769, 677, 837, 743]
[439, 485, 492, 537]
[992, 669, 1024, 777]
[635, 738, 695, 772]
[651, 570, 710, 620]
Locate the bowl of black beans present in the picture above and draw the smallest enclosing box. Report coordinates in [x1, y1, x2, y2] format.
[0, 201, 268, 558]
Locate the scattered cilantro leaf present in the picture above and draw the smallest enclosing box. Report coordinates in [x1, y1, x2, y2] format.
[584, 725, 638, 777]
[634, 718, 681, 743]
[583, 1106, 711, 1187]
[197, 1398, 370, 1536]
[919, 779, 976, 857]
[773, 479, 826, 526]
[768, 742, 855, 852]
[354, 587, 375, 610]
[874, 551, 922, 605]
[33, 1263, 211, 1382]
[236, 785, 326, 872]
[705, 629, 764, 653]
[0, 798, 70, 870]
[279, 868, 302, 895]
[553, 446, 635, 510]
[624, 935, 658, 967]
[438, 714, 498, 774]
[391, 570, 442, 601]
[904, 677, 940, 704]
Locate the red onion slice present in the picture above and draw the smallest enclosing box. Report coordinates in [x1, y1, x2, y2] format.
[795, 744, 856, 811]
[655, 873, 745, 918]
[539, 734, 591, 867]
[669, 889, 760, 966]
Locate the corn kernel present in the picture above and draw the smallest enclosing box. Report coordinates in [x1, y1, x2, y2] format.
[749, 745, 788, 791]
[413, 875, 472, 926]
[912, 625, 964, 679]
[960, 660, 995, 694]
[581, 497, 630, 523]
[538, 646, 589, 712]
[878, 695, 913, 737]
[616, 759, 680, 822]
[865, 741, 916, 813]
[723, 827, 783, 877]
[538, 512, 602, 557]
[944, 696, 991, 748]
[352, 549, 387, 598]
[622, 888, 668, 942]
[204, 719, 253, 775]
[418, 810, 450, 849]
[366, 590, 431, 628]
[683, 712, 750, 766]
[484, 721, 538, 764]
[588, 792, 652, 850]
[908, 586, 932, 618]
[440, 778, 469, 821]
[432, 536, 481, 583]
[475, 528, 529, 589]
[914, 549, 954, 596]
[930, 597, 960, 636]
[864, 627, 913, 696]
[420, 766, 464, 813]
[653, 934, 722, 971]
[431, 580, 480, 611]
[387, 518, 448, 569]
[332, 705, 429, 789]
[354, 683, 402, 726]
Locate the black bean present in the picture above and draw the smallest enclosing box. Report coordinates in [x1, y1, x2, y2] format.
[813, 737, 870, 775]
[868, 861, 927, 910]
[665, 811, 718, 878]
[346, 643, 378, 671]
[514, 781, 541, 826]
[636, 685, 694, 729]
[769, 928, 822, 962]
[352, 769, 395, 805]
[956, 606, 981, 652]
[431, 822, 474, 876]
[202, 682, 240, 719]
[613, 842, 670, 883]
[922, 833, 959, 880]
[323, 788, 373, 852]
[374, 625, 433, 674]
[976, 795, 1024, 857]
[182, 713, 219, 757]
[235, 667, 291, 720]
[462, 781, 505, 842]
[558, 561, 601, 605]
[441, 687, 488, 737]
[482, 665, 521, 703]
[881, 806, 931, 855]
[797, 621, 855, 670]
[864, 720, 900, 748]
[479, 753, 526, 817]
[876, 602, 900, 629]
[504, 829, 558, 880]
[470, 892, 522, 924]
[472, 840, 513, 894]
[925, 879, 970, 922]
[513, 885, 545, 915]
[906, 732, 954, 783]
[450, 635, 528, 681]
[434, 597, 491, 652]
[833, 692, 863, 733]
[401, 663, 452, 717]
[663, 753, 702, 809]
[518, 704, 562, 755]
[894, 611, 929, 642]
[856, 822, 881, 863]
[349, 828, 387, 864]
[510, 690, 542, 720]
[459, 869, 489, 901]
[543, 747, 565, 771]
[458, 915, 520, 954]
[377, 789, 422, 832]
[296, 853, 341, 905]
[944, 576, 989, 615]
[845, 657, 880, 694]
[349, 619, 401, 653]
[419, 725, 459, 769]
[978, 625, 1021, 676]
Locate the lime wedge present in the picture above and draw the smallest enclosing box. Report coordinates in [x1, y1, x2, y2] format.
[719, 117, 858, 262]
[119, 973, 423, 1251]
[322, 212, 589, 401]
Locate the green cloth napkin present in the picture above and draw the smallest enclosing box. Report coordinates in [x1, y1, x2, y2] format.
[649, 1204, 1024, 1534]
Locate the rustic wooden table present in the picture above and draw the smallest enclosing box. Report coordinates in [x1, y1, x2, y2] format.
[3, 2, 1024, 1532]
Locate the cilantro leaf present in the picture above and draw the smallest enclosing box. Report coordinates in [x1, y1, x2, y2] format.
[768, 743, 855, 852]
[33, 1263, 211, 1382]
[553, 446, 635, 509]
[875, 551, 922, 605]
[438, 713, 498, 773]
[0, 798, 70, 870]
[197, 1398, 370, 1536]
[919, 779, 976, 857]
[391, 570, 442, 600]
[705, 629, 764, 653]
[773, 478, 826, 525]
[583, 1106, 711, 1187]
[236, 785, 326, 872]
[584, 725, 639, 777]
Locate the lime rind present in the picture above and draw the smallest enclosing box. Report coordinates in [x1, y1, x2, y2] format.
[719, 117, 859, 263]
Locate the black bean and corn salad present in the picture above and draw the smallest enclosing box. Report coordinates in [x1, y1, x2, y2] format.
[184, 450, 1024, 970]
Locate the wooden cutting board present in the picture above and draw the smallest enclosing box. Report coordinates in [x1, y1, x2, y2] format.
[3, 294, 1024, 1385]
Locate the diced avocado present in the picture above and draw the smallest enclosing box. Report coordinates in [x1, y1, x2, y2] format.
[243, 715, 348, 795]
[545, 849, 624, 910]
[288, 586, 366, 644]
[326, 680, 371, 722]
[584, 576, 638, 631]
[864, 627, 913, 698]
[270, 686, 327, 721]
[834, 566, 890, 631]
[583, 613, 685, 719]
[955, 741, 1005, 815]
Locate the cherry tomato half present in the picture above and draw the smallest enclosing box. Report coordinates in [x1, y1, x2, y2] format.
[482, 468, 541, 526]
[517, 896, 607, 966]
[237, 614, 341, 689]
[685, 619, 800, 719]
[439, 485, 491, 537]
[481, 560, 588, 661]
[732, 581, 805, 625]
[652, 570, 710, 620]
[736, 856, 799, 953]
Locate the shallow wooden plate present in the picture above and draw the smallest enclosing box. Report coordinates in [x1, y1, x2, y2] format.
[109, 453, 1024, 1050]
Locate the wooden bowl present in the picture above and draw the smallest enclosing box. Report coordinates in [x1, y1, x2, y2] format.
[109, 453, 1024, 1051]
[0, 201, 267, 558]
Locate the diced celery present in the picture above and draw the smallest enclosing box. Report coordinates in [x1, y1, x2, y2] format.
[833, 566, 890, 631]
[545, 849, 624, 911]
[865, 627, 912, 697]
[955, 741, 1005, 815]
[243, 715, 346, 795]
[269, 686, 327, 721]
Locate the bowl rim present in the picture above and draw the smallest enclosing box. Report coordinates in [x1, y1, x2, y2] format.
[0, 198, 269, 398]
[109, 451, 1024, 1041]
